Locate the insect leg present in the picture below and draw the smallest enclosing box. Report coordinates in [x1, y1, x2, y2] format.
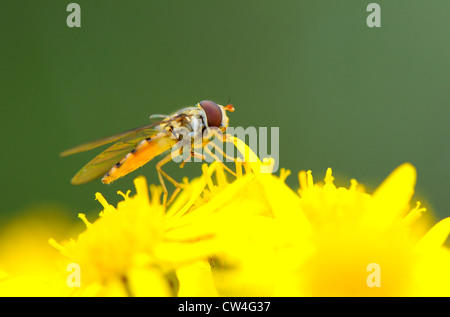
[156, 152, 184, 206]
[203, 144, 237, 177]
[179, 148, 194, 169]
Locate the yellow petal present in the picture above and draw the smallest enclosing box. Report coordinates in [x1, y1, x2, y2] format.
[364, 163, 416, 229]
[127, 267, 172, 297]
[176, 260, 218, 297]
[415, 217, 450, 253]
[258, 174, 312, 237]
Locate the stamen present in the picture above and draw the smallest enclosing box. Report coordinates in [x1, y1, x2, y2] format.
[307, 170, 314, 188]
[95, 193, 111, 209]
[403, 201, 427, 226]
[134, 176, 150, 203]
[78, 213, 92, 229]
[279, 168, 291, 182]
[117, 190, 131, 199]
[298, 170, 307, 191]
[349, 179, 358, 191]
[48, 238, 72, 258]
[324, 168, 334, 185]
[215, 163, 226, 189]
[149, 184, 163, 207]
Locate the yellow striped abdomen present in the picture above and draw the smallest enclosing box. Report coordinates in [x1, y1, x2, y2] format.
[101, 133, 177, 184]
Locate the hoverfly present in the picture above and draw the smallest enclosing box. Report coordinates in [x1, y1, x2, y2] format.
[61, 100, 236, 205]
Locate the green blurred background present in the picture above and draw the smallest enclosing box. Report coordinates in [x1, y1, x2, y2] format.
[1, 1, 449, 223]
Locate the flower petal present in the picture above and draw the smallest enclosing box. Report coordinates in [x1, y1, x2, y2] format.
[415, 217, 450, 253]
[364, 163, 416, 229]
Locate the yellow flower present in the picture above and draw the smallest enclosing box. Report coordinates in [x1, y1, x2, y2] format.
[49, 177, 218, 296]
[164, 162, 311, 296]
[188, 161, 450, 296]
[0, 206, 79, 296]
[2, 135, 448, 297]
[293, 164, 450, 296]
[46, 136, 277, 297]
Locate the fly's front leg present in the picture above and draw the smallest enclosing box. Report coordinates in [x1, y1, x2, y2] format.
[178, 142, 236, 177]
[203, 145, 237, 177]
[200, 128, 237, 177]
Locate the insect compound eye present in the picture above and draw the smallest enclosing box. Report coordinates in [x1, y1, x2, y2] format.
[199, 100, 223, 128]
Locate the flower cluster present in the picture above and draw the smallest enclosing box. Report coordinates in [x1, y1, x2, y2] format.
[1, 138, 449, 296]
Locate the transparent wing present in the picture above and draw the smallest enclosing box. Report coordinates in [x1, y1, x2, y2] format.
[64, 113, 188, 185]
[70, 129, 163, 184]
[60, 114, 184, 157]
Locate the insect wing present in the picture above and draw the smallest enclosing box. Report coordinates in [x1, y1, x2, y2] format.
[70, 129, 160, 184]
[60, 114, 182, 157]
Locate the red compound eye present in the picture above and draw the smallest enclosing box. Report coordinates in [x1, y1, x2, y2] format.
[199, 100, 223, 128]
